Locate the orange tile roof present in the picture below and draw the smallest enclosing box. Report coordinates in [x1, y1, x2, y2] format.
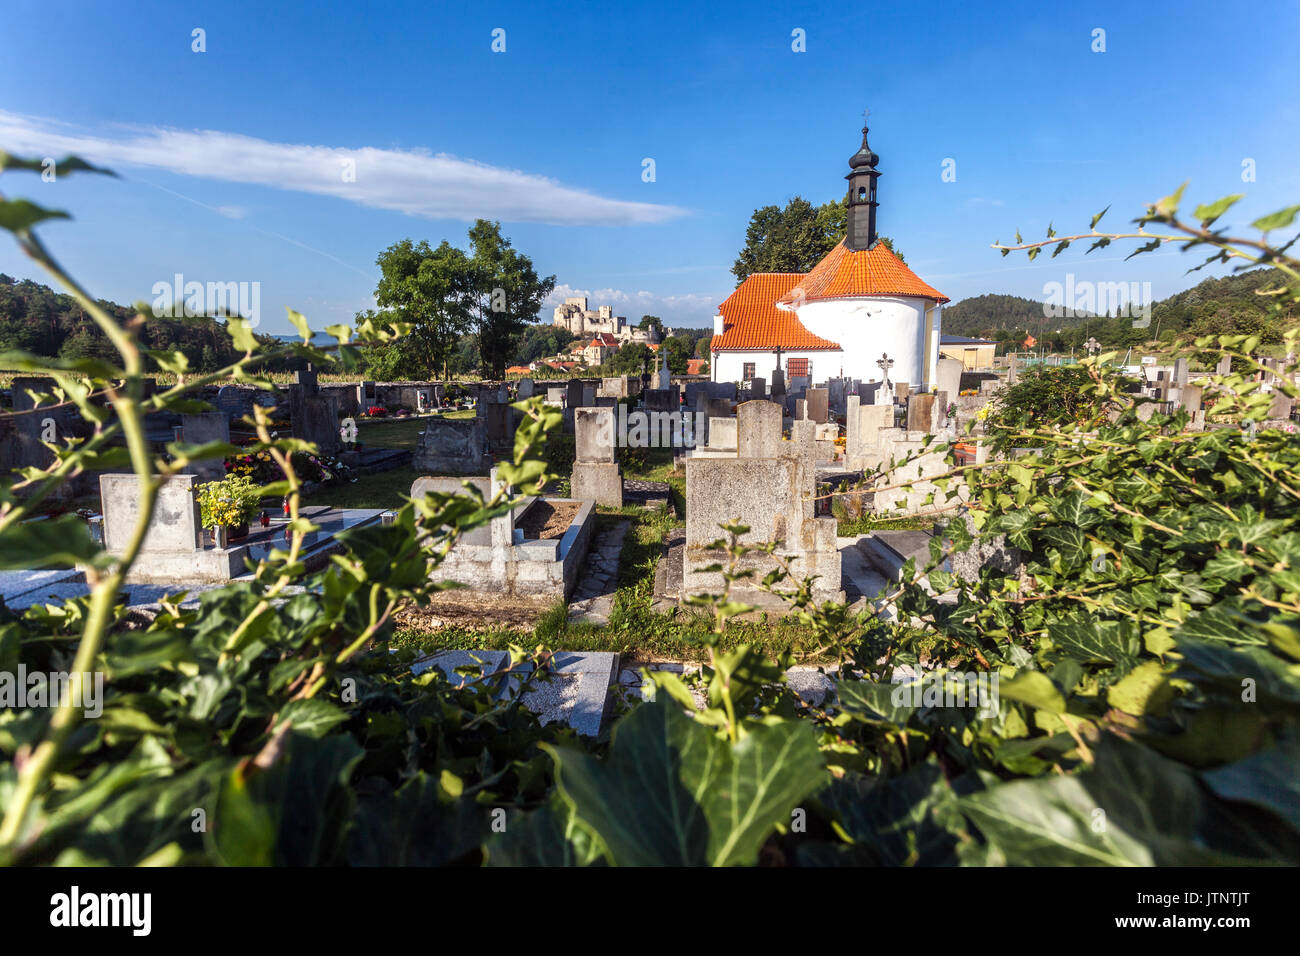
[777, 240, 949, 305]
[711, 273, 842, 352]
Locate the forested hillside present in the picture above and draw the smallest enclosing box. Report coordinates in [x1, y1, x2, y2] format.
[942, 267, 1293, 353]
[0, 273, 256, 372]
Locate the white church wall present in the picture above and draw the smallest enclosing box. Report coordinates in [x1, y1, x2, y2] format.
[793, 295, 937, 387]
[710, 349, 841, 385]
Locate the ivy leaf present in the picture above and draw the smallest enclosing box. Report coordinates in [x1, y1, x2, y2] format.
[961, 738, 1259, 865]
[544, 699, 825, 866]
[0, 514, 100, 569]
[1154, 182, 1188, 217]
[285, 307, 311, 343]
[486, 793, 605, 867]
[0, 198, 69, 233]
[1090, 205, 1110, 229]
[1193, 194, 1244, 227]
[1125, 238, 1163, 260]
[1251, 205, 1300, 232]
[838, 680, 919, 725]
[1201, 741, 1300, 833]
[0, 151, 116, 177]
[998, 671, 1065, 714]
[276, 699, 348, 738]
[226, 317, 257, 353]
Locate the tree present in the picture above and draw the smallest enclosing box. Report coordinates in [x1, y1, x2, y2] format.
[373, 238, 474, 380]
[732, 195, 903, 284]
[637, 314, 664, 338]
[604, 341, 651, 375]
[514, 324, 576, 366]
[662, 335, 692, 374]
[464, 220, 556, 380]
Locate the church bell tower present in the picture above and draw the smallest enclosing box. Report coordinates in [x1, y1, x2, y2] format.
[845, 125, 881, 252]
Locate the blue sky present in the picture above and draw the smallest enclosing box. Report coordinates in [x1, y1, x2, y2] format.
[1, 0, 1297, 334]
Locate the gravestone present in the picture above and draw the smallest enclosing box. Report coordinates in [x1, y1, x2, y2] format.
[412, 417, 488, 474]
[5, 376, 81, 480]
[708, 417, 738, 451]
[1174, 357, 1189, 387]
[516, 378, 535, 399]
[826, 378, 846, 416]
[1216, 355, 1233, 376]
[180, 412, 231, 481]
[936, 358, 963, 403]
[793, 398, 806, 421]
[683, 454, 841, 603]
[100, 473, 201, 554]
[790, 419, 817, 460]
[566, 379, 584, 411]
[643, 387, 679, 412]
[737, 400, 784, 458]
[770, 368, 786, 398]
[653, 350, 671, 389]
[907, 393, 936, 432]
[571, 407, 622, 507]
[289, 367, 341, 456]
[750, 377, 766, 400]
[805, 387, 829, 424]
[894, 382, 910, 403]
[844, 396, 862, 462]
[216, 385, 256, 424]
[411, 476, 493, 545]
[1268, 392, 1294, 420]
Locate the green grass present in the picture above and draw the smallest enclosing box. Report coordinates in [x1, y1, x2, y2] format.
[390, 504, 847, 664]
[837, 513, 936, 536]
[356, 410, 472, 451]
[301, 466, 418, 510]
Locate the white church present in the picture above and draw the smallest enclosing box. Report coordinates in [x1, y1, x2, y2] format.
[710, 125, 949, 389]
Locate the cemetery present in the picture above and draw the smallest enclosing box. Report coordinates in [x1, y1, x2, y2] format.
[1, 74, 1298, 873]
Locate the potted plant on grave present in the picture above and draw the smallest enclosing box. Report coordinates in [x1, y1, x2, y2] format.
[196, 474, 262, 547]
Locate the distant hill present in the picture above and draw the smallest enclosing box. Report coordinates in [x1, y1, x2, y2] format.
[942, 293, 1095, 337]
[0, 273, 299, 374]
[942, 267, 1295, 352]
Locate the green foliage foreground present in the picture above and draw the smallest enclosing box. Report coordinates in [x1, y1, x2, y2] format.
[1, 158, 1298, 866]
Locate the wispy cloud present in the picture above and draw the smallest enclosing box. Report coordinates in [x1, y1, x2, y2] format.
[0, 110, 688, 227]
